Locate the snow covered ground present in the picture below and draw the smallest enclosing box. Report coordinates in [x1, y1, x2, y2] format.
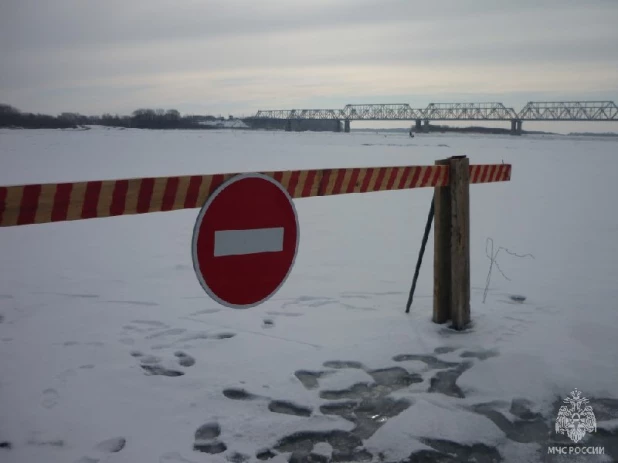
[1, 127, 617, 462]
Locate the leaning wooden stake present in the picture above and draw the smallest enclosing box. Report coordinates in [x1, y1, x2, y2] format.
[433, 156, 471, 330]
[405, 194, 434, 314]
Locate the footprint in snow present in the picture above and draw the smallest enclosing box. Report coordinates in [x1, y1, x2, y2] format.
[73, 437, 126, 463]
[131, 350, 194, 376]
[294, 370, 334, 390]
[94, 437, 126, 453]
[193, 422, 227, 455]
[434, 346, 460, 354]
[175, 351, 196, 367]
[222, 387, 313, 417]
[122, 322, 235, 351]
[226, 452, 250, 462]
[460, 349, 500, 361]
[26, 438, 64, 447]
[141, 365, 185, 377]
[159, 452, 198, 463]
[137, 354, 162, 365]
[122, 324, 234, 377]
[268, 400, 312, 417]
[41, 388, 59, 409]
[255, 356, 474, 459]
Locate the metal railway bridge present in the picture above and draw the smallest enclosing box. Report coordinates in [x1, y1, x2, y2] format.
[251, 101, 618, 134]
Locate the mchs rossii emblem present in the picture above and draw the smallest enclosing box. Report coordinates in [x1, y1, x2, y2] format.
[555, 388, 597, 443]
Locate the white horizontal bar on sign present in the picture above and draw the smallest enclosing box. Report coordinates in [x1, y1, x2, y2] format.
[214, 227, 285, 257]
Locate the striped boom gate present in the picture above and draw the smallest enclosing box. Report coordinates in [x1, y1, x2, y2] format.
[0, 156, 511, 329]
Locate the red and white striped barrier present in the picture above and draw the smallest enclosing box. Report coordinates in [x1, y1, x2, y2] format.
[0, 164, 511, 227]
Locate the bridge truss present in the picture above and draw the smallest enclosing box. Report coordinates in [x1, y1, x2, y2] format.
[517, 101, 618, 121]
[341, 104, 425, 120]
[424, 103, 517, 121]
[253, 101, 618, 122]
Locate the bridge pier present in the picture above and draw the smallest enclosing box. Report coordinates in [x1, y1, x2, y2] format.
[510, 119, 522, 136]
[423, 120, 430, 133]
[415, 119, 422, 132]
[344, 120, 350, 133]
[283, 119, 342, 132]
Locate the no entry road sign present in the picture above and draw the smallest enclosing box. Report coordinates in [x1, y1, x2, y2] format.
[192, 173, 299, 308]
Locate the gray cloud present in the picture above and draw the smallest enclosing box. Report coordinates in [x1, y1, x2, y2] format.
[1, 0, 557, 51]
[1, 0, 617, 116]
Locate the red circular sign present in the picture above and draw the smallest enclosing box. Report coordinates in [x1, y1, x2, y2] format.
[192, 173, 299, 308]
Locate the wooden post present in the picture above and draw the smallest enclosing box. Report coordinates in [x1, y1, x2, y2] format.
[433, 159, 451, 323]
[449, 156, 470, 330]
[433, 156, 470, 330]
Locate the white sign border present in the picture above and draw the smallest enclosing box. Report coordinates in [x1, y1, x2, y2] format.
[191, 173, 300, 309]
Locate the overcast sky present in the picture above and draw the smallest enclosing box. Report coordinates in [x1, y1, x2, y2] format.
[1, 0, 617, 127]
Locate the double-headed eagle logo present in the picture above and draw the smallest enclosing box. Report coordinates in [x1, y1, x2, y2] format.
[555, 388, 597, 443]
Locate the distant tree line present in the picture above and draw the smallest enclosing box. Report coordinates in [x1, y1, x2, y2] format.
[0, 104, 233, 129]
[0, 104, 79, 129]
